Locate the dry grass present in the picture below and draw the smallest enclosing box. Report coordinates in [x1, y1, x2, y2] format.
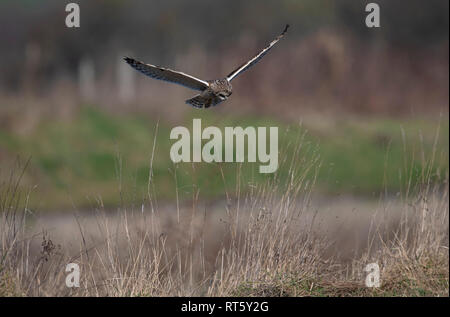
[0, 128, 448, 297]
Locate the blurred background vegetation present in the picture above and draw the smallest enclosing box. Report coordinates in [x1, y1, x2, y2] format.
[0, 0, 448, 210]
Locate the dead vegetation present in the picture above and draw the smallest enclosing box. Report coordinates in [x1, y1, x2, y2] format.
[0, 132, 448, 297]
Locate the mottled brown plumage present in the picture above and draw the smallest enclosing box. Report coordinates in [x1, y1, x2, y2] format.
[186, 79, 232, 108]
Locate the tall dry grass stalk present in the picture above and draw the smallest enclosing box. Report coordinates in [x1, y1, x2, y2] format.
[0, 126, 448, 297]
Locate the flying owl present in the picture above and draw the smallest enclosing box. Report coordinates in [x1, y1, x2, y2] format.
[124, 24, 289, 108]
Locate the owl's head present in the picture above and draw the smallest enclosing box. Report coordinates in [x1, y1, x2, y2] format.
[215, 79, 233, 101]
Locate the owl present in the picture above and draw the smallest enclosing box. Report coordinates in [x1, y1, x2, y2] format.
[124, 24, 289, 108]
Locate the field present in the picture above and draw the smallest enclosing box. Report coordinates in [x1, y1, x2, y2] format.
[0, 108, 448, 296]
[0, 1, 448, 298]
[0, 106, 447, 210]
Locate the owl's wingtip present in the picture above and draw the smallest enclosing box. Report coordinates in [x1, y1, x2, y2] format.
[123, 56, 133, 63]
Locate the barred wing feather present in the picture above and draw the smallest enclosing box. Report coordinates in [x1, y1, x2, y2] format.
[124, 57, 209, 91]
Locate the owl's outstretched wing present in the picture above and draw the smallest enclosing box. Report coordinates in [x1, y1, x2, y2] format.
[124, 57, 210, 91]
[226, 24, 289, 82]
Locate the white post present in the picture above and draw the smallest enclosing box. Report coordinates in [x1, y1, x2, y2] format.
[78, 57, 95, 101]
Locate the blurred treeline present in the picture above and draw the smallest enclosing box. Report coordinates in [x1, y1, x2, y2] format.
[0, 0, 448, 120]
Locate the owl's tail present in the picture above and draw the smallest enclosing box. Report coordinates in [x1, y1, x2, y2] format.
[186, 95, 210, 108]
[186, 94, 224, 108]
